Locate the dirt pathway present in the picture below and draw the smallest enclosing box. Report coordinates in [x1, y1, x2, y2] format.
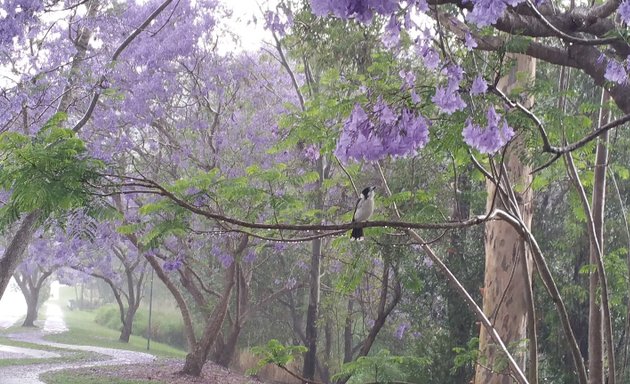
[0, 301, 154, 384]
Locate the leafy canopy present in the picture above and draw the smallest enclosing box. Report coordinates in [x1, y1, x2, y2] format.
[0, 113, 104, 227]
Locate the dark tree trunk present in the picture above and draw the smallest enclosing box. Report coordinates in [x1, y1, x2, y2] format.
[119, 305, 138, 343]
[181, 263, 236, 376]
[357, 265, 402, 357]
[303, 237, 321, 380]
[22, 286, 41, 327]
[587, 92, 611, 384]
[0, 212, 40, 299]
[343, 298, 354, 363]
[214, 324, 241, 367]
[303, 156, 326, 381]
[14, 267, 52, 327]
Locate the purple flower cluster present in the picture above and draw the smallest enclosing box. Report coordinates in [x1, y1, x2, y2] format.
[213, 244, 234, 268]
[264, 9, 293, 36]
[394, 322, 410, 339]
[304, 144, 320, 163]
[432, 65, 467, 114]
[467, 0, 524, 27]
[415, 33, 441, 70]
[310, 0, 400, 23]
[0, 0, 42, 44]
[381, 15, 401, 48]
[464, 32, 478, 51]
[604, 58, 629, 85]
[335, 100, 430, 162]
[470, 75, 488, 95]
[163, 256, 184, 271]
[462, 106, 515, 154]
[243, 250, 257, 263]
[619, 0, 630, 24]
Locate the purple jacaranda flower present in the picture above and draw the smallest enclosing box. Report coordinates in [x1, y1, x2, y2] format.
[462, 106, 515, 153]
[374, 97, 397, 124]
[336, 100, 430, 163]
[163, 256, 183, 271]
[410, 89, 421, 104]
[213, 245, 234, 268]
[399, 69, 416, 90]
[432, 84, 467, 114]
[605, 59, 628, 84]
[304, 144, 320, 163]
[467, 0, 524, 27]
[470, 75, 488, 95]
[395, 322, 410, 339]
[446, 64, 465, 84]
[464, 32, 477, 50]
[619, 0, 630, 24]
[382, 15, 401, 48]
[244, 250, 257, 263]
[415, 39, 441, 70]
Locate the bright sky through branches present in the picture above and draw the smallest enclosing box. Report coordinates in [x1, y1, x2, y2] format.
[217, 0, 276, 52]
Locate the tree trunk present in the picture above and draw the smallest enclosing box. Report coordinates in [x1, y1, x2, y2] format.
[343, 298, 354, 364]
[303, 236, 321, 380]
[119, 305, 138, 343]
[22, 285, 41, 327]
[303, 156, 326, 380]
[181, 263, 236, 376]
[14, 267, 52, 327]
[475, 54, 536, 383]
[357, 265, 402, 357]
[0, 212, 40, 299]
[214, 324, 241, 367]
[588, 90, 611, 384]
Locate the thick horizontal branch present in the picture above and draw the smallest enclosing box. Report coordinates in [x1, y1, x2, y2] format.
[105, 175, 494, 234]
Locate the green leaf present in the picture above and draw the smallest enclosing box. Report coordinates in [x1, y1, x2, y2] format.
[0, 113, 103, 227]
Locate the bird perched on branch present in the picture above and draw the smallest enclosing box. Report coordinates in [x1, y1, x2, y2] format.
[350, 186, 376, 241]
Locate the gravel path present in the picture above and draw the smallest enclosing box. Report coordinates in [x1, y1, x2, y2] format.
[0, 301, 155, 384]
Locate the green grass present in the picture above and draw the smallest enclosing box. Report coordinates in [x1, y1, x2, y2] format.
[45, 295, 186, 359]
[40, 369, 163, 384]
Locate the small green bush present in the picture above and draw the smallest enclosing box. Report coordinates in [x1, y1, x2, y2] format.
[93, 304, 186, 349]
[94, 305, 121, 330]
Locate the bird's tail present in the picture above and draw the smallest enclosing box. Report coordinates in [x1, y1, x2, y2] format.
[350, 227, 364, 240]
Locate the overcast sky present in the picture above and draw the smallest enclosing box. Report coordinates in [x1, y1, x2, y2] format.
[218, 0, 277, 52]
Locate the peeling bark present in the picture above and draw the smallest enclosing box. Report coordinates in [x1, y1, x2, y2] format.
[475, 54, 536, 384]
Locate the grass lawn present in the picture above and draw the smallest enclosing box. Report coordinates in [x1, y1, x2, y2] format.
[0, 287, 187, 383]
[44, 297, 186, 359]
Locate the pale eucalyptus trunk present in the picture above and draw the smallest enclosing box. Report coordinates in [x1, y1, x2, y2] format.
[588, 90, 612, 384]
[475, 54, 536, 384]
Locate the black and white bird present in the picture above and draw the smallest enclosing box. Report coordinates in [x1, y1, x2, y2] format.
[350, 186, 376, 240]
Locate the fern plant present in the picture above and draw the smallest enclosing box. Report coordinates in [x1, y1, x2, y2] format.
[332, 349, 430, 384]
